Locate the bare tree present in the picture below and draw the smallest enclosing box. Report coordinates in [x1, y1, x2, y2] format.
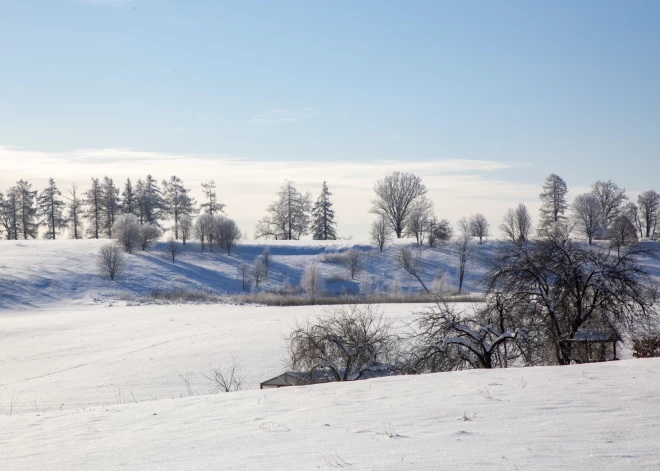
[571, 193, 605, 244]
[343, 248, 364, 280]
[469, 213, 489, 244]
[66, 184, 84, 239]
[500, 203, 532, 243]
[162, 176, 196, 240]
[97, 243, 127, 281]
[301, 263, 324, 304]
[112, 213, 141, 253]
[251, 258, 267, 289]
[203, 355, 245, 392]
[166, 237, 182, 263]
[591, 180, 627, 228]
[237, 263, 249, 291]
[370, 214, 391, 252]
[286, 304, 397, 381]
[637, 190, 660, 238]
[610, 215, 638, 256]
[455, 218, 475, 294]
[255, 180, 311, 240]
[194, 214, 213, 251]
[200, 180, 225, 216]
[396, 246, 429, 293]
[139, 223, 161, 251]
[371, 172, 428, 238]
[218, 217, 241, 254]
[409, 300, 526, 370]
[624, 202, 644, 239]
[179, 215, 193, 246]
[405, 199, 433, 244]
[485, 234, 655, 365]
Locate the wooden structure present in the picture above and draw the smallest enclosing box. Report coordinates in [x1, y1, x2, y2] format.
[561, 328, 621, 363]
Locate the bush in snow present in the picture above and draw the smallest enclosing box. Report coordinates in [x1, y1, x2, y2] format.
[139, 223, 161, 251]
[97, 243, 126, 281]
[342, 248, 364, 280]
[166, 237, 182, 263]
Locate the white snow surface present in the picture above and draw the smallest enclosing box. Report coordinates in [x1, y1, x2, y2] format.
[2, 239, 660, 470]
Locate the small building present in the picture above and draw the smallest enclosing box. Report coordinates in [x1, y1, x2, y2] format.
[561, 328, 622, 363]
[260, 371, 329, 389]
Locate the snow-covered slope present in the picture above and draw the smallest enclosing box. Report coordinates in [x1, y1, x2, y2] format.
[0, 239, 495, 308]
[2, 358, 659, 470]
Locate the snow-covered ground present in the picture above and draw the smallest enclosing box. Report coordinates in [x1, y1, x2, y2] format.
[2, 357, 659, 470]
[0, 238, 493, 308]
[2, 239, 660, 470]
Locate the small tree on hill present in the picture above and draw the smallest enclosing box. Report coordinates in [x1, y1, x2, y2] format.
[97, 243, 126, 281]
[311, 181, 338, 240]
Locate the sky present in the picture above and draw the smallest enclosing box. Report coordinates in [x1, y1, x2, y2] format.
[1, 0, 659, 238]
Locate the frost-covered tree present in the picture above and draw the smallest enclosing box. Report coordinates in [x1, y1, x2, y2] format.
[139, 223, 161, 251]
[84, 178, 103, 239]
[370, 214, 391, 252]
[0, 186, 19, 240]
[286, 305, 396, 381]
[311, 181, 337, 240]
[166, 237, 182, 263]
[194, 214, 213, 251]
[500, 203, 532, 243]
[301, 263, 324, 304]
[571, 193, 605, 244]
[200, 180, 225, 216]
[15, 180, 39, 239]
[406, 204, 433, 245]
[637, 190, 660, 238]
[179, 215, 193, 246]
[251, 258, 267, 288]
[538, 174, 568, 234]
[37, 178, 67, 239]
[371, 172, 428, 238]
[66, 184, 84, 239]
[112, 213, 141, 253]
[610, 215, 638, 255]
[469, 213, 489, 245]
[624, 202, 644, 239]
[121, 178, 138, 216]
[162, 176, 196, 240]
[427, 216, 452, 248]
[591, 180, 627, 228]
[342, 248, 364, 280]
[136, 175, 164, 225]
[217, 217, 241, 255]
[455, 218, 475, 294]
[97, 243, 126, 281]
[255, 180, 311, 240]
[100, 177, 120, 238]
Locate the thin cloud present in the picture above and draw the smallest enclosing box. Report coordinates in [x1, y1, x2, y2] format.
[73, 0, 135, 7]
[246, 108, 318, 125]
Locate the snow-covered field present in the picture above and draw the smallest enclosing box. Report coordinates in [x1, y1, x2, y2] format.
[2, 239, 660, 470]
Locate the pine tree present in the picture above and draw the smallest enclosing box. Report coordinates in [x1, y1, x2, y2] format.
[66, 184, 84, 239]
[37, 178, 67, 239]
[84, 178, 103, 239]
[311, 181, 337, 240]
[121, 178, 138, 215]
[162, 176, 196, 239]
[100, 176, 120, 237]
[538, 174, 568, 234]
[0, 186, 20, 240]
[200, 180, 225, 216]
[15, 180, 39, 239]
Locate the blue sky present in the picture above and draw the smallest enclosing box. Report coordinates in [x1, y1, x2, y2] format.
[1, 0, 659, 236]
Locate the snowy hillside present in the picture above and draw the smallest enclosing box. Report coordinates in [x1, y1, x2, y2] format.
[0, 238, 496, 308]
[2, 356, 659, 470]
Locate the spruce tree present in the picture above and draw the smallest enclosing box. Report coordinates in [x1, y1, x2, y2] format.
[200, 180, 225, 216]
[311, 181, 337, 240]
[100, 176, 120, 237]
[121, 178, 138, 215]
[139, 175, 164, 225]
[37, 178, 68, 239]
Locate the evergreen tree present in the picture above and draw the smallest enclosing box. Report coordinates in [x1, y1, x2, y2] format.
[538, 173, 568, 234]
[121, 178, 138, 215]
[15, 180, 39, 239]
[37, 178, 68, 239]
[0, 186, 19, 240]
[66, 184, 84, 239]
[84, 178, 103, 239]
[138, 175, 164, 225]
[162, 176, 196, 239]
[311, 181, 337, 240]
[200, 180, 225, 216]
[134, 178, 146, 224]
[100, 176, 120, 237]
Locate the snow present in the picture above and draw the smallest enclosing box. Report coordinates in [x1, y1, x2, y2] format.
[2, 239, 660, 470]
